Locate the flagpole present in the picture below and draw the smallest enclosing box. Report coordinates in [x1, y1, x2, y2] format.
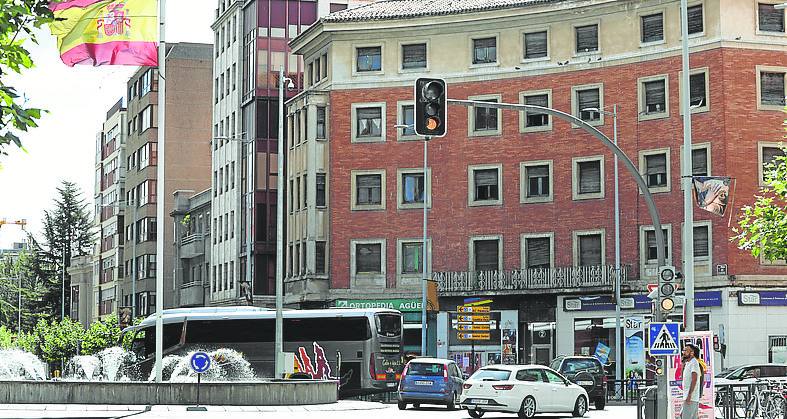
[154, 0, 166, 383]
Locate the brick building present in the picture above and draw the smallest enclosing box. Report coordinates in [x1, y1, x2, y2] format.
[287, 0, 787, 367]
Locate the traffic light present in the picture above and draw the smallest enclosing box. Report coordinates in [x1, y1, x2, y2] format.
[658, 265, 677, 313]
[414, 77, 447, 137]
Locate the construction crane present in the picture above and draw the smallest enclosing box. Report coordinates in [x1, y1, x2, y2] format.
[0, 219, 27, 230]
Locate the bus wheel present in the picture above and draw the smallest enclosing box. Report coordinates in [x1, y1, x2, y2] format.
[397, 401, 407, 410]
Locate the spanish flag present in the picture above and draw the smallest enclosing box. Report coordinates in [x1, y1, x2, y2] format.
[49, 0, 157, 67]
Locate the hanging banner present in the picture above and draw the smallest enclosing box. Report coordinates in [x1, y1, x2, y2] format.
[667, 331, 715, 419]
[501, 328, 517, 365]
[692, 176, 731, 217]
[624, 317, 646, 384]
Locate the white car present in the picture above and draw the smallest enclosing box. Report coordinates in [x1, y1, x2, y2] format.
[460, 364, 589, 418]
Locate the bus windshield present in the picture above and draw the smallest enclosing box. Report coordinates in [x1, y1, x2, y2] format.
[375, 313, 401, 338]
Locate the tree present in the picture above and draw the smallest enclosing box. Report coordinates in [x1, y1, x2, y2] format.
[0, 248, 47, 332]
[0, 0, 54, 161]
[734, 139, 787, 261]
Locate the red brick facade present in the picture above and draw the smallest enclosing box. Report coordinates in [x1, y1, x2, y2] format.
[327, 47, 787, 290]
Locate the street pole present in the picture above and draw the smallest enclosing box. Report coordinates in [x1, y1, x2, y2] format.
[274, 66, 288, 378]
[247, 134, 254, 301]
[131, 201, 137, 319]
[421, 136, 429, 357]
[61, 245, 66, 321]
[679, 0, 696, 334]
[154, 0, 166, 383]
[17, 275, 21, 332]
[612, 104, 622, 399]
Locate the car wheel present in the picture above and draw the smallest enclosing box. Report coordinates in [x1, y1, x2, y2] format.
[397, 401, 407, 410]
[468, 409, 485, 418]
[518, 396, 537, 419]
[447, 392, 457, 410]
[573, 396, 588, 417]
[594, 397, 606, 410]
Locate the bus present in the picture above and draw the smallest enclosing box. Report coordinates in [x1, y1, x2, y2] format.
[120, 306, 403, 395]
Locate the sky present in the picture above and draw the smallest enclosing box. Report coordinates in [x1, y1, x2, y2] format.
[0, 0, 216, 249]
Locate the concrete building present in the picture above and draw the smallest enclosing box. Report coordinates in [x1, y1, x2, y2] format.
[287, 0, 787, 368]
[171, 189, 212, 307]
[208, 0, 375, 307]
[67, 255, 94, 328]
[92, 98, 127, 322]
[120, 43, 213, 316]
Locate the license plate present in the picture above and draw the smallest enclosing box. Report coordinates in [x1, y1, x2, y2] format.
[470, 399, 489, 405]
[577, 380, 594, 386]
[386, 382, 397, 387]
[415, 380, 433, 386]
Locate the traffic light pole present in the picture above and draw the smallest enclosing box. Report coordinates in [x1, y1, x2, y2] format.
[421, 135, 430, 357]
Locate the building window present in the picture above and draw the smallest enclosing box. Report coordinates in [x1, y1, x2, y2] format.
[400, 171, 425, 205]
[355, 243, 382, 274]
[575, 24, 598, 53]
[573, 157, 604, 200]
[760, 144, 786, 184]
[759, 3, 785, 33]
[352, 171, 385, 210]
[769, 336, 787, 363]
[574, 231, 604, 266]
[642, 150, 670, 191]
[522, 93, 550, 130]
[316, 106, 326, 139]
[401, 242, 424, 275]
[316, 173, 326, 207]
[315, 241, 326, 274]
[472, 238, 501, 272]
[688, 71, 709, 111]
[470, 97, 500, 135]
[644, 227, 671, 263]
[472, 37, 497, 64]
[402, 43, 427, 69]
[575, 86, 601, 123]
[687, 4, 704, 35]
[356, 46, 381, 72]
[522, 234, 552, 269]
[523, 31, 548, 59]
[469, 165, 502, 206]
[352, 104, 385, 142]
[399, 103, 416, 138]
[639, 76, 669, 118]
[694, 224, 710, 259]
[641, 12, 664, 43]
[692, 146, 709, 177]
[760, 70, 786, 107]
[521, 162, 552, 203]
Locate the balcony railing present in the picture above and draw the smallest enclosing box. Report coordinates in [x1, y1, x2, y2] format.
[434, 264, 628, 295]
[179, 233, 205, 259]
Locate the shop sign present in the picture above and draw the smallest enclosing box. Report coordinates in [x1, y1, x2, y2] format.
[738, 291, 787, 306]
[335, 298, 423, 312]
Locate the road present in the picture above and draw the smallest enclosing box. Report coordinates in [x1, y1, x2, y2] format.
[0, 402, 638, 419]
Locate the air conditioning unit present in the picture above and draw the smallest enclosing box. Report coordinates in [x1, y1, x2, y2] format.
[716, 264, 728, 275]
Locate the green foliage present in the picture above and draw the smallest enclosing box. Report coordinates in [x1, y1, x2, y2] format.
[37, 317, 83, 362]
[0, 0, 54, 160]
[0, 325, 14, 349]
[733, 110, 787, 261]
[81, 313, 122, 355]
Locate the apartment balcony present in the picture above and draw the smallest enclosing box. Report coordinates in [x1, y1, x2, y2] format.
[434, 264, 629, 297]
[179, 233, 205, 259]
[179, 281, 204, 307]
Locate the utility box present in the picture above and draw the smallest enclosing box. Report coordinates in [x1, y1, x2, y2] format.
[283, 352, 295, 375]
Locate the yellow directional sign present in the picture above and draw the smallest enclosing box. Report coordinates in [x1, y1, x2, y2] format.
[464, 299, 493, 307]
[457, 324, 491, 331]
[457, 332, 491, 340]
[457, 305, 491, 313]
[457, 314, 491, 322]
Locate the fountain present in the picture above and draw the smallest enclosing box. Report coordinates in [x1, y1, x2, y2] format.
[64, 347, 138, 381]
[0, 349, 47, 380]
[151, 348, 255, 382]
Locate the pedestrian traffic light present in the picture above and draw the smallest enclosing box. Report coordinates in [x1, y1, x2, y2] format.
[658, 265, 677, 312]
[414, 77, 447, 137]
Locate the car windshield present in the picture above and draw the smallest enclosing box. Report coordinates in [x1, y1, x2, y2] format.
[562, 359, 602, 374]
[471, 369, 511, 381]
[407, 363, 444, 376]
[716, 367, 740, 379]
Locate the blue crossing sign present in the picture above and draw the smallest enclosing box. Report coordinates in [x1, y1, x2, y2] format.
[648, 322, 680, 356]
[190, 351, 211, 373]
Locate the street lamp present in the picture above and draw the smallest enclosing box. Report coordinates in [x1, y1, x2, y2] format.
[396, 122, 429, 357]
[100, 199, 137, 319]
[211, 133, 253, 304]
[275, 67, 295, 378]
[582, 105, 621, 398]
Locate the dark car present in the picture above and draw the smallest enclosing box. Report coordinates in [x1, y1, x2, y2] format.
[551, 355, 607, 410]
[397, 358, 464, 410]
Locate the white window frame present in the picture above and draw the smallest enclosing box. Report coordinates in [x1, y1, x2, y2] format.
[573, 20, 602, 57]
[396, 100, 419, 141]
[519, 89, 553, 133]
[678, 67, 710, 114]
[469, 33, 500, 68]
[469, 235, 503, 272]
[398, 40, 430, 73]
[639, 147, 672, 194]
[572, 155, 605, 200]
[638, 74, 670, 121]
[521, 232, 555, 269]
[351, 169, 386, 211]
[352, 43, 384, 76]
[468, 94, 503, 137]
[756, 1, 787, 36]
[756, 65, 787, 111]
[468, 163, 504, 207]
[758, 141, 785, 186]
[350, 238, 386, 288]
[351, 102, 387, 143]
[571, 83, 605, 127]
[397, 167, 432, 210]
[572, 229, 606, 267]
[396, 238, 432, 287]
[639, 224, 673, 279]
[520, 27, 551, 63]
[520, 160, 554, 204]
[639, 9, 667, 47]
[684, 220, 712, 277]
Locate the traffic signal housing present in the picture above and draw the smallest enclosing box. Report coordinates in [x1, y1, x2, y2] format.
[414, 78, 447, 137]
[658, 265, 677, 313]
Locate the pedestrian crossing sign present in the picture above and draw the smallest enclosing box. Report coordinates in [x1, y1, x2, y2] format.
[648, 322, 680, 355]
